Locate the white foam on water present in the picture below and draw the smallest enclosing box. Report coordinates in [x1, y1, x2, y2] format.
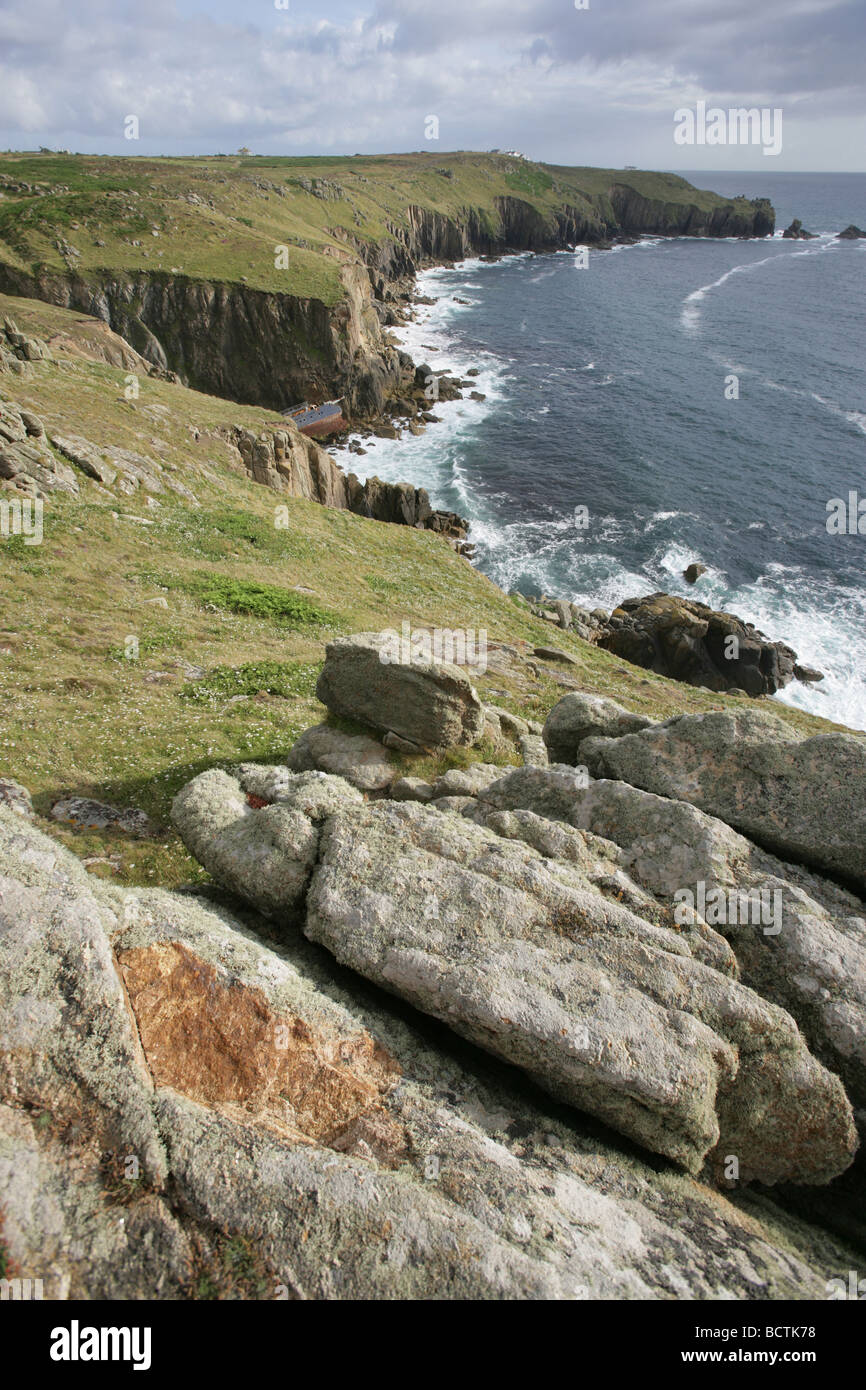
[647, 557, 866, 733]
[606, 237, 665, 255]
[680, 234, 839, 335]
[335, 256, 511, 504]
[681, 252, 782, 334]
[477, 498, 866, 730]
[811, 393, 866, 438]
[338, 242, 866, 732]
[644, 510, 691, 531]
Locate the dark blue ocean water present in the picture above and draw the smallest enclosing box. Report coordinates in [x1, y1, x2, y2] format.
[341, 173, 866, 729]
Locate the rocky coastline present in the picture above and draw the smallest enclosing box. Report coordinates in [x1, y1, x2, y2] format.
[3, 159, 866, 1304]
[0, 160, 777, 423]
[515, 591, 826, 700]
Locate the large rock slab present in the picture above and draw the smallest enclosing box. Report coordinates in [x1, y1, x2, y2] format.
[306, 800, 856, 1184]
[475, 766, 866, 1122]
[0, 808, 165, 1182]
[569, 778, 866, 1120]
[0, 808, 180, 1298]
[580, 708, 866, 890]
[0, 807, 859, 1299]
[316, 632, 485, 751]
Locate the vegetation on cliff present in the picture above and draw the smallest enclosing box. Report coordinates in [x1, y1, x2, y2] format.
[0, 288, 843, 896]
[0, 151, 774, 412]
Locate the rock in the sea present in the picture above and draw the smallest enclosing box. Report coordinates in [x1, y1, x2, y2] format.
[287, 722, 395, 791]
[580, 707, 866, 891]
[597, 593, 798, 696]
[794, 663, 824, 684]
[543, 691, 654, 765]
[316, 632, 485, 751]
[782, 219, 816, 240]
[306, 799, 856, 1183]
[683, 562, 707, 584]
[837, 225, 865, 240]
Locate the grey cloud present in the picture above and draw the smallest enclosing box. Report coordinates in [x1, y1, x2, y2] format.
[0, 0, 860, 166]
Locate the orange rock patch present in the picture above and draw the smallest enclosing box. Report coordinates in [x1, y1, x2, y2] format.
[117, 942, 405, 1159]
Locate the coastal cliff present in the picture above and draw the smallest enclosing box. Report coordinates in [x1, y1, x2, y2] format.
[0, 152, 774, 417]
[3, 282, 866, 1302]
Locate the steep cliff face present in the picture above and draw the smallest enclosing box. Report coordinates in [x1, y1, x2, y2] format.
[605, 185, 775, 239]
[0, 175, 775, 420]
[386, 195, 610, 266]
[231, 422, 467, 538]
[0, 257, 413, 416]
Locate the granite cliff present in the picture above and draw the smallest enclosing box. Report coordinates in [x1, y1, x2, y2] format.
[0, 152, 775, 418]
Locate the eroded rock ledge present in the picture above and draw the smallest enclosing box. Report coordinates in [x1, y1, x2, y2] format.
[231, 424, 468, 540]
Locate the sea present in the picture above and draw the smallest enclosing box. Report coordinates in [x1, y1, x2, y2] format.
[337, 173, 866, 731]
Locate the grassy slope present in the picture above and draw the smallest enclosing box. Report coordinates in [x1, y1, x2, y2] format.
[0, 289, 850, 891]
[0, 151, 762, 301]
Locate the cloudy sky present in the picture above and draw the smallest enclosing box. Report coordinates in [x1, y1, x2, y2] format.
[0, 0, 862, 169]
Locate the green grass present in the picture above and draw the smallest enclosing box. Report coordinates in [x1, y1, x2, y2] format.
[181, 660, 319, 703]
[0, 149, 770, 299]
[177, 507, 295, 561]
[181, 573, 336, 628]
[0, 533, 51, 575]
[505, 166, 554, 197]
[187, 1229, 280, 1300]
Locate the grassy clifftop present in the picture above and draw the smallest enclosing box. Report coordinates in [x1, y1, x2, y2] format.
[0, 288, 840, 894]
[0, 150, 770, 300]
